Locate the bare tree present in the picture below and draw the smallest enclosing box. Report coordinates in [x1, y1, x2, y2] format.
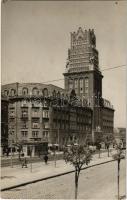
[64, 144, 93, 199]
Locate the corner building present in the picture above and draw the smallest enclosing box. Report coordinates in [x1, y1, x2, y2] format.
[2, 82, 92, 156]
[63, 27, 114, 142]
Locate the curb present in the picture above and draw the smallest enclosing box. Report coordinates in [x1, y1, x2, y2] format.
[1, 159, 116, 192]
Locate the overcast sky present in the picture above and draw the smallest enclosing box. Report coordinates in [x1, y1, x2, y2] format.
[1, 1, 127, 127]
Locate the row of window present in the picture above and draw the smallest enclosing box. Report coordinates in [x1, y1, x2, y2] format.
[21, 131, 49, 137]
[70, 54, 91, 60]
[9, 109, 49, 119]
[70, 56, 90, 62]
[71, 44, 90, 50]
[4, 88, 64, 98]
[69, 67, 89, 73]
[69, 78, 89, 94]
[70, 48, 92, 55]
[9, 121, 49, 129]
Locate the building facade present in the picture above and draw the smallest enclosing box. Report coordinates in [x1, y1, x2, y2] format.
[63, 27, 114, 142]
[1, 97, 9, 154]
[1, 27, 115, 154]
[114, 127, 126, 148]
[2, 83, 92, 156]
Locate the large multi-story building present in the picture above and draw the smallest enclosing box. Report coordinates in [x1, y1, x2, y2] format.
[1, 83, 92, 156]
[1, 27, 115, 155]
[63, 27, 114, 142]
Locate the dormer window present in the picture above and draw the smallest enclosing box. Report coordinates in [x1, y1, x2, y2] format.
[11, 89, 16, 96]
[43, 88, 48, 97]
[32, 87, 39, 96]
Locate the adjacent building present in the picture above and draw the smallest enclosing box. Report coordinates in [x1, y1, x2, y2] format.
[114, 127, 126, 147]
[1, 83, 92, 156]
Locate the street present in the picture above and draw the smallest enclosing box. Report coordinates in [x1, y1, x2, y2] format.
[1, 159, 126, 199]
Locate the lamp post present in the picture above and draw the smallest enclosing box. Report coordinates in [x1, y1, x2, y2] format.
[10, 143, 13, 168]
[52, 144, 56, 167]
[29, 145, 33, 172]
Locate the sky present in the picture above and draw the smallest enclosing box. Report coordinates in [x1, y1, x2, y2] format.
[1, 1, 127, 127]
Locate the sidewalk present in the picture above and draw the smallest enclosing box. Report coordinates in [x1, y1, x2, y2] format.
[1, 152, 115, 191]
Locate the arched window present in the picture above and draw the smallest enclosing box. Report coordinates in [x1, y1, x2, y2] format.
[11, 89, 16, 96]
[52, 90, 56, 98]
[61, 93, 64, 98]
[43, 88, 48, 97]
[79, 78, 83, 94]
[32, 87, 39, 96]
[57, 91, 61, 98]
[4, 90, 9, 96]
[22, 87, 28, 95]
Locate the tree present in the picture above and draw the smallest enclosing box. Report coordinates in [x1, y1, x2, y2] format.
[16, 144, 23, 161]
[112, 142, 125, 200]
[96, 142, 101, 158]
[64, 144, 93, 199]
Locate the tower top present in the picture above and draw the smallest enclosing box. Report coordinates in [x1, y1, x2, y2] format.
[70, 27, 96, 48]
[65, 27, 99, 74]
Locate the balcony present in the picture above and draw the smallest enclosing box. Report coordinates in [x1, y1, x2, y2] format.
[9, 116, 15, 119]
[21, 115, 28, 119]
[31, 115, 40, 118]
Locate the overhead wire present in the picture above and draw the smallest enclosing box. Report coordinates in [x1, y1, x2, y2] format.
[41, 64, 126, 84]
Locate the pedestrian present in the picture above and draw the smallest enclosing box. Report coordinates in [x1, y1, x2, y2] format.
[22, 156, 28, 168]
[6, 148, 9, 157]
[44, 154, 48, 164]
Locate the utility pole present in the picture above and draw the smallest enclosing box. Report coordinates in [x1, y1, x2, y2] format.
[92, 98, 95, 146]
[30, 145, 33, 172]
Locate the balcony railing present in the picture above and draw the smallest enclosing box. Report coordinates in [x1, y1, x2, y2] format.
[21, 115, 28, 119]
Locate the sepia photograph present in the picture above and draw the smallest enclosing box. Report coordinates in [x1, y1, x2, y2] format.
[1, 0, 126, 199]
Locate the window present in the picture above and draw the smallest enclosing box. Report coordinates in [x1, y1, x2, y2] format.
[32, 131, 39, 137]
[21, 108, 28, 118]
[9, 108, 15, 118]
[21, 100, 28, 107]
[43, 131, 48, 137]
[43, 88, 48, 97]
[43, 110, 49, 118]
[11, 89, 16, 96]
[22, 88, 28, 95]
[32, 107, 39, 117]
[21, 131, 28, 137]
[42, 100, 48, 107]
[21, 121, 28, 129]
[69, 79, 73, 90]
[4, 90, 9, 96]
[79, 78, 83, 93]
[32, 122, 39, 129]
[85, 77, 89, 95]
[43, 122, 49, 129]
[74, 79, 78, 89]
[32, 87, 39, 96]
[52, 90, 56, 98]
[57, 91, 61, 98]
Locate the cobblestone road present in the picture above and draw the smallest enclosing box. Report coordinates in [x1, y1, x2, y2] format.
[1, 160, 126, 199]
